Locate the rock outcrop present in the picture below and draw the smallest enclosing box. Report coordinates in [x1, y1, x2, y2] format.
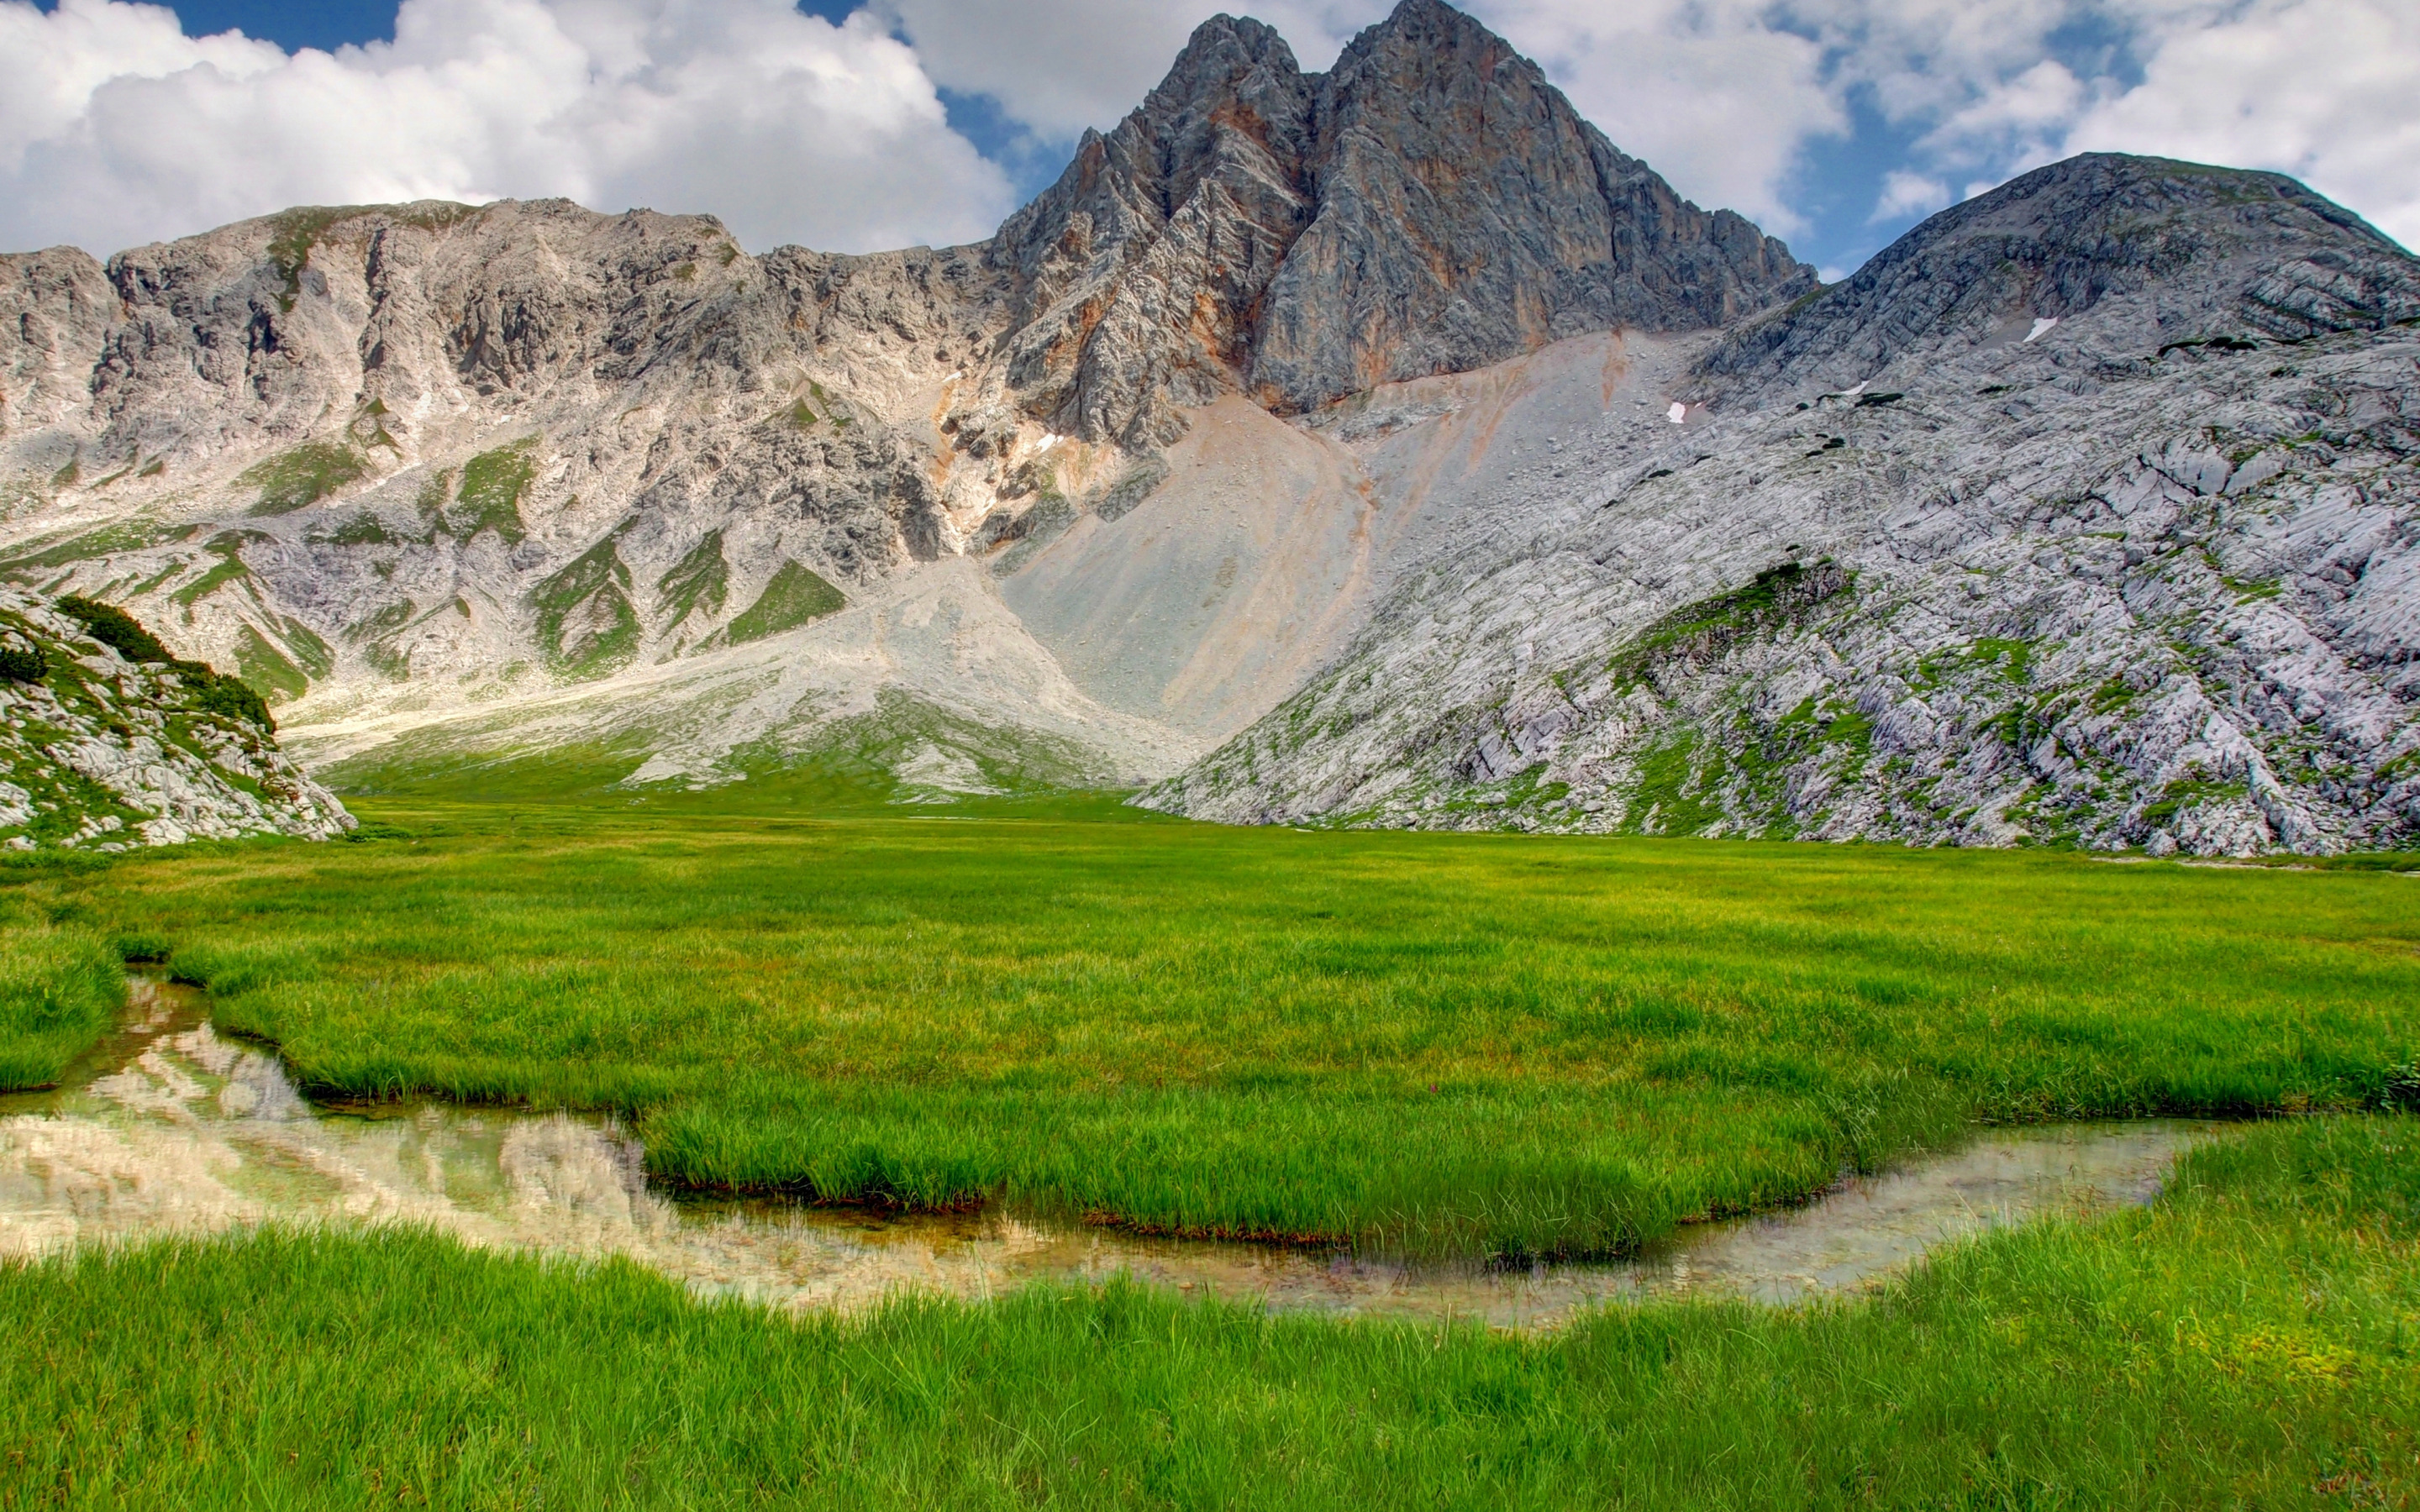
[3, 3, 2414, 856]
[1144, 155, 2420, 854]
[993, 0, 1812, 445]
[0, 589, 353, 850]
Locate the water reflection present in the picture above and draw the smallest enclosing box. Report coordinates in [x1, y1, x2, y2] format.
[0, 979, 2214, 1327]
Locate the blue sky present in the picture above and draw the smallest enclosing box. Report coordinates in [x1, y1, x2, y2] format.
[8, 0, 2413, 270]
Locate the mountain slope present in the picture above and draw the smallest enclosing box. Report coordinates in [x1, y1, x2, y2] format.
[1146, 155, 2420, 855]
[0, 0, 1807, 799]
[0, 590, 352, 850]
[4, 8, 2416, 855]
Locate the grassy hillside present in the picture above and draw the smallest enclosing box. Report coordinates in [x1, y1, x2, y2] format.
[19, 799, 2418, 1257]
[3, 1117, 2412, 1508]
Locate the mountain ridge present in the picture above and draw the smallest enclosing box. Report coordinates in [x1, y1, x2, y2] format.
[3, 1, 2416, 854]
[1146, 152, 2420, 853]
[991, 0, 1812, 446]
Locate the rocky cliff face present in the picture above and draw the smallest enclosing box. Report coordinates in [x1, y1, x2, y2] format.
[0, 589, 352, 850]
[994, 0, 1812, 446]
[1145, 155, 2420, 854]
[0, 0, 1805, 798]
[3, 3, 2413, 855]
[0, 248, 112, 480]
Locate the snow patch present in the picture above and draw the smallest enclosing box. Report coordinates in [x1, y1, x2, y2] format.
[2025, 317, 2059, 343]
[1666, 402, 1686, 424]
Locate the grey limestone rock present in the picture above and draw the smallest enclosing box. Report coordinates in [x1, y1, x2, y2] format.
[1144, 157, 2420, 856]
[0, 246, 112, 492]
[1698, 154, 2420, 401]
[0, 587, 353, 850]
[992, 0, 1814, 446]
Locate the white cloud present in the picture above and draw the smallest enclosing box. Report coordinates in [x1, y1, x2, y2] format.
[0, 0, 1016, 257]
[1473, 0, 1844, 237]
[3, 0, 2412, 271]
[2063, 0, 2420, 249]
[1919, 57, 2086, 168]
[1870, 168, 1949, 221]
[1781, 0, 2080, 123]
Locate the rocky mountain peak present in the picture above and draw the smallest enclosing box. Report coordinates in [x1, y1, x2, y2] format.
[992, 0, 1815, 445]
[1324, 0, 1516, 94]
[989, 15, 1316, 444]
[1701, 151, 2420, 398]
[1147, 14, 1305, 118]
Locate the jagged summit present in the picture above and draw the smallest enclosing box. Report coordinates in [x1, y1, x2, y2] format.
[992, 0, 1816, 444]
[5, 5, 2416, 856]
[1701, 152, 2420, 398]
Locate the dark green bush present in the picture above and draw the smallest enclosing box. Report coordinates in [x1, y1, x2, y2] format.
[54, 595, 171, 664]
[0, 636, 42, 684]
[192, 671, 275, 732]
[50, 595, 274, 730]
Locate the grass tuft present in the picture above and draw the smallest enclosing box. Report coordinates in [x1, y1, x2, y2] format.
[0, 912, 121, 1089]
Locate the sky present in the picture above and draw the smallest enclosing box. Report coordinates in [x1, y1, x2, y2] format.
[5, 0, 2416, 281]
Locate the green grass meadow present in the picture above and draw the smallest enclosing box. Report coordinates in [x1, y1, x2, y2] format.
[8, 800, 2418, 1256]
[4, 798, 2419, 1506]
[2, 1116, 2413, 1509]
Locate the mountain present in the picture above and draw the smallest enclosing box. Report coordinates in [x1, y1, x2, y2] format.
[993, 0, 1810, 445]
[0, 0, 1805, 801]
[0, 589, 352, 850]
[1148, 155, 2420, 853]
[3, 3, 2416, 855]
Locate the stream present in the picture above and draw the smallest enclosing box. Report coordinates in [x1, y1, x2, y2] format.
[0, 977, 2216, 1328]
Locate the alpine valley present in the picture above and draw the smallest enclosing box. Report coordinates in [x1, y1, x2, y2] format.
[5, 0, 2417, 855]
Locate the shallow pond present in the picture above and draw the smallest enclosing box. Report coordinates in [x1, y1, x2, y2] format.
[0, 978, 2216, 1328]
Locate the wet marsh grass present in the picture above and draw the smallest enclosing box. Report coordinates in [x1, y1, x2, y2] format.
[0, 1116, 2413, 1508]
[16, 800, 2417, 1257]
[0, 908, 120, 1091]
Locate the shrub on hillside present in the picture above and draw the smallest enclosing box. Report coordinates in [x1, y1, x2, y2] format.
[0, 629, 42, 684]
[52, 595, 275, 730]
